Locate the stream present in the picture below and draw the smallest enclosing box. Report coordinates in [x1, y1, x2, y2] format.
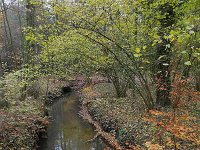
[37, 92, 105, 150]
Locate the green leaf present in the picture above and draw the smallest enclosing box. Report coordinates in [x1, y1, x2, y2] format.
[184, 61, 192, 66]
[189, 30, 195, 34]
[166, 44, 170, 48]
[135, 47, 141, 53]
[158, 55, 166, 60]
[134, 54, 141, 58]
[162, 63, 169, 66]
[178, 37, 183, 43]
[181, 51, 187, 54]
[143, 46, 147, 49]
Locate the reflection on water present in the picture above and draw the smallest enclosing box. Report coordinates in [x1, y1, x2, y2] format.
[38, 93, 104, 150]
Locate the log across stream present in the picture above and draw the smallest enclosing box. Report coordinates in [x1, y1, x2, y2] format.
[37, 93, 105, 150]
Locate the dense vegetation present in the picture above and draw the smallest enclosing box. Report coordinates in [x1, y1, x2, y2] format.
[0, 0, 199, 149]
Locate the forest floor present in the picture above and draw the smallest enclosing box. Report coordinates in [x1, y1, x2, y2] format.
[0, 77, 68, 150]
[81, 82, 200, 150]
[0, 78, 199, 150]
[0, 98, 48, 149]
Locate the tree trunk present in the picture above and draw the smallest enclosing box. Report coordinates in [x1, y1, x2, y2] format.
[26, 0, 36, 63]
[1, 0, 16, 70]
[156, 38, 171, 106]
[26, 0, 35, 28]
[17, 0, 25, 67]
[156, 3, 175, 107]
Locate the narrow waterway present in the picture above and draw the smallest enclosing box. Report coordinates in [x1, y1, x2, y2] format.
[38, 93, 104, 150]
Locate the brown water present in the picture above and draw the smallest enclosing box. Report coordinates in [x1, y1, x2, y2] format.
[38, 93, 104, 150]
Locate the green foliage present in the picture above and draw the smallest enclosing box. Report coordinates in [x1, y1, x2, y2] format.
[0, 66, 40, 102]
[1, 0, 198, 148]
[24, 0, 199, 108]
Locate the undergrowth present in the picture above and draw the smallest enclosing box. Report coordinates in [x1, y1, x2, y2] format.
[0, 71, 67, 149]
[82, 79, 200, 150]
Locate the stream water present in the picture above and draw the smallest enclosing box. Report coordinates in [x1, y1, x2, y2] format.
[38, 93, 104, 150]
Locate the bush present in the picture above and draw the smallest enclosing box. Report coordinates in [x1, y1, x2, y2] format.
[0, 71, 26, 103]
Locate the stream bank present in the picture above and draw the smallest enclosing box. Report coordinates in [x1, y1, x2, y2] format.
[0, 77, 73, 150]
[80, 83, 146, 150]
[37, 92, 105, 150]
[81, 82, 200, 150]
